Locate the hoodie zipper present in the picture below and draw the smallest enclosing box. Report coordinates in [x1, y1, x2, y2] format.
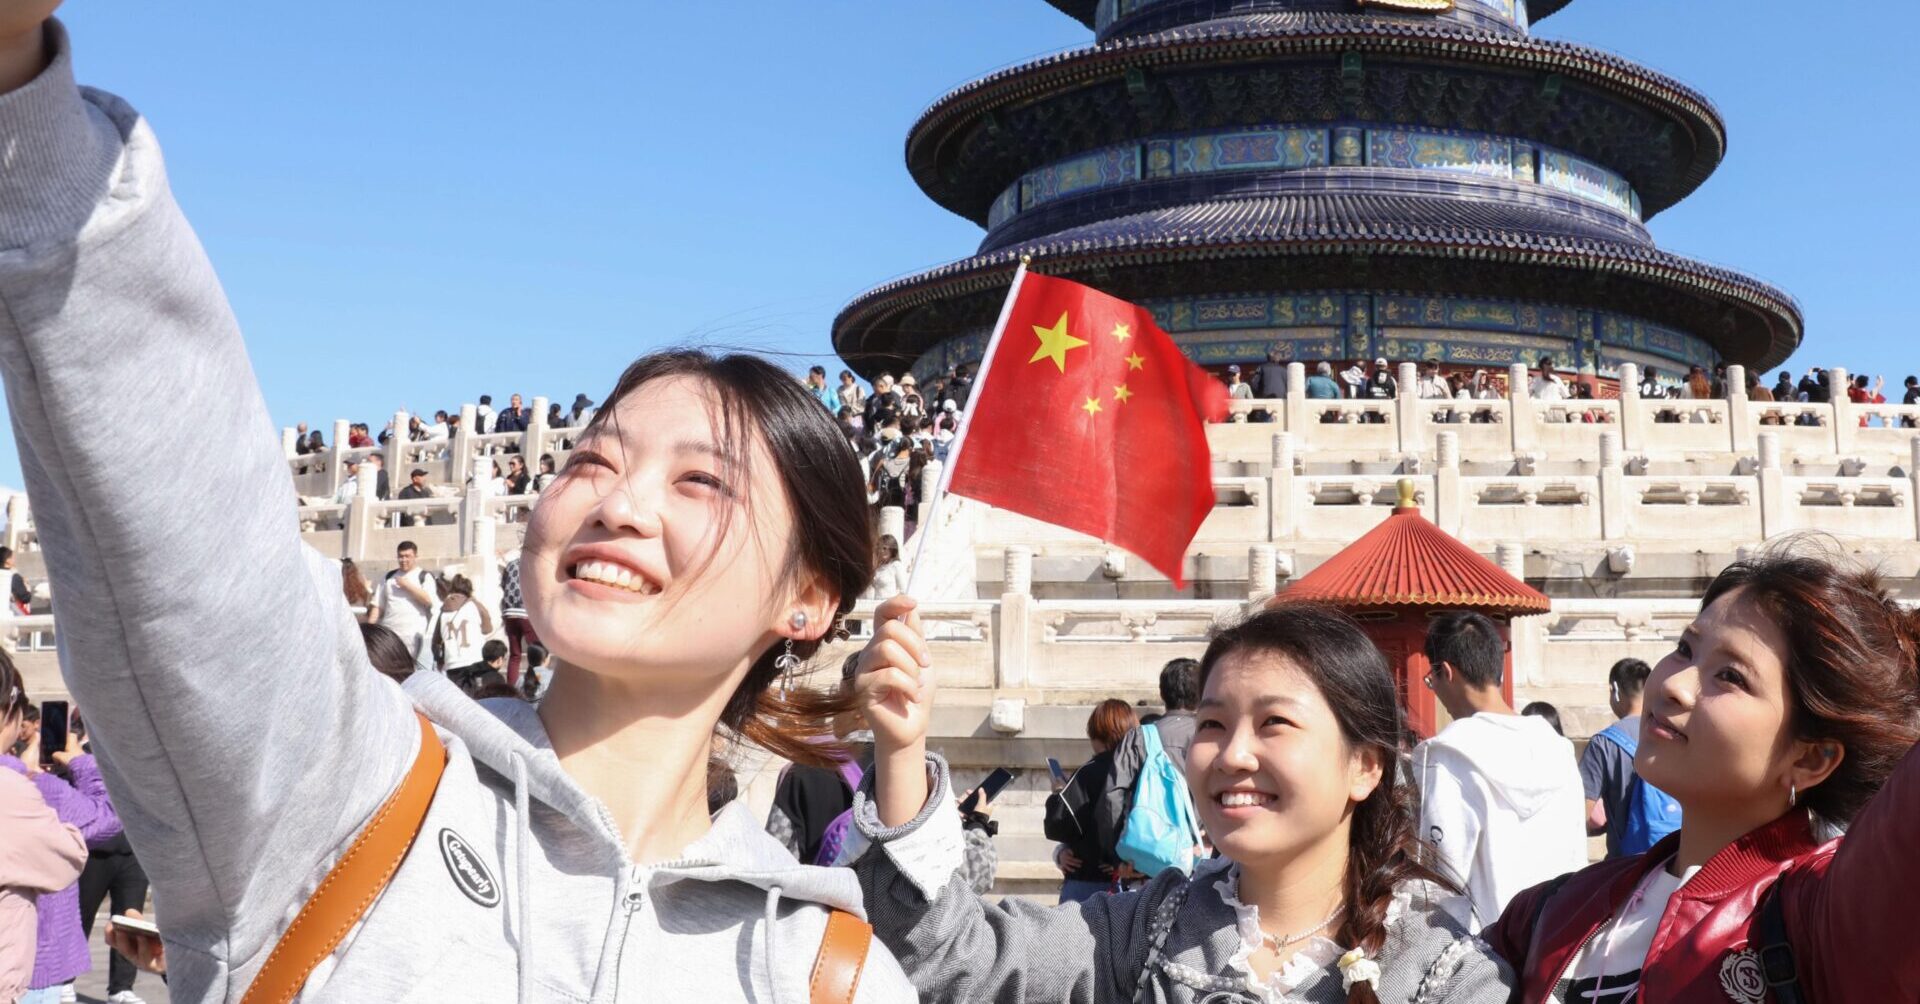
[609, 866, 646, 1002]
[605, 855, 727, 1001]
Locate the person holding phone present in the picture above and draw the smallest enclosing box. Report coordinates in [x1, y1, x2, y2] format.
[4, 701, 120, 1004]
[0, 661, 87, 1004]
[1044, 699, 1137, 904]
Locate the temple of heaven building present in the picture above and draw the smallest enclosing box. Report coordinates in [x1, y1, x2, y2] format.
[833, 0, 1801, 387]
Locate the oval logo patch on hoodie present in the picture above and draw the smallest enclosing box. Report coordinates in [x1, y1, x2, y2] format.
[438, 828, 500, 908]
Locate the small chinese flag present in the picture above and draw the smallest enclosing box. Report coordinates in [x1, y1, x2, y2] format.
[947, 270, 1228, 587]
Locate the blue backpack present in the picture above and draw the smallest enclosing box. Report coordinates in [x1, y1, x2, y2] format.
[1596, 722, 1683, 855]
[1115, 723, 1202, 877]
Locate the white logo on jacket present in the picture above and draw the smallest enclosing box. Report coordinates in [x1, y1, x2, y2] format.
[438, 828, 500, 908]
[1719, 948, 1766, 1004]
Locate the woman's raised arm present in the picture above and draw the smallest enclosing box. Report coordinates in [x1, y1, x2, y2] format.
[0, 15, 417, 977]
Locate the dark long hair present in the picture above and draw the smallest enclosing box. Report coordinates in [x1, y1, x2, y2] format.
[360, 622, 415, 684]
[0, 646, 25, 726]
[1697, 550, 1920, 826]
[581, 351, 875, 768]
[1200, 604, 1458, 1004]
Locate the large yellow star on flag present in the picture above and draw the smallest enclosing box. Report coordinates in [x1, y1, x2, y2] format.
[1028, 312, 1089, 373]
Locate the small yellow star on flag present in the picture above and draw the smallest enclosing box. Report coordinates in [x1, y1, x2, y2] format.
[1125, 352, 1146, 371]
[1113, 384, 1133, 404]
[1081, 396, 1103, 416]
[1111, 322, 1131, 342]
[1029, 312, 1089, 373]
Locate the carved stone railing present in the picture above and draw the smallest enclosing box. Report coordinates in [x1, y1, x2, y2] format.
[1, 613, 56, 654]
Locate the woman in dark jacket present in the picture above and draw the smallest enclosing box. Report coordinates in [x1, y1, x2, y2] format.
[1044, 698, 1137, 903]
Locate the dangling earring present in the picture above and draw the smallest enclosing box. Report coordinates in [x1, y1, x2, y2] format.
[1789, 781, 1797, 809]
[777, 612, 807, 693]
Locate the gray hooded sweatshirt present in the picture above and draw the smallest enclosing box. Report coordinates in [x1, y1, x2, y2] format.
[0, 23, 911, 1003]
[847, 755, 1514, 1004]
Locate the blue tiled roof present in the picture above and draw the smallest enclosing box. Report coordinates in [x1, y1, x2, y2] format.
[1043, 0, 1576, 33]
[834, 190, 1801, 368]
[908, 11, 1722, 221]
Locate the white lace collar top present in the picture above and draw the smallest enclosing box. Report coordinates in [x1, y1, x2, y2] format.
[1209, 864, 1417, 1003]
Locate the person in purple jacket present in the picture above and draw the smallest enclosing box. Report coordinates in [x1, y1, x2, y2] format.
[3, 707, 120, 1004]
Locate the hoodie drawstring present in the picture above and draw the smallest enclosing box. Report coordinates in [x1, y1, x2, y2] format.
[764, 885, 785, 1004]
[513, 752, 533, 1004]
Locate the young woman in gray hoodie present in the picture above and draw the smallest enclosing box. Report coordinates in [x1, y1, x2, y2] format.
[0, 10, 916, 1002]
[848, 601, 1516, 1004]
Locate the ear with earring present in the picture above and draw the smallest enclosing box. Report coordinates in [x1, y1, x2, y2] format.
[776, 611, 808, 694]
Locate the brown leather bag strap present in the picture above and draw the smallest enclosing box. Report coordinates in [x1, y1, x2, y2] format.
[808, 908, 872, 1004]
[241, 713, 447, 1004]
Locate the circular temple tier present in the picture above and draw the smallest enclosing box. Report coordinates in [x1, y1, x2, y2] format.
[836, 0, 1797, 383]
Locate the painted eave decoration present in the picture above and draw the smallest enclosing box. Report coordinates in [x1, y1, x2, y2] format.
[1358, 0, 1454, 12]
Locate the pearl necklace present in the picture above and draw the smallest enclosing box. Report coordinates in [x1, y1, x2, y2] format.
[1259, 903, 1345, 952]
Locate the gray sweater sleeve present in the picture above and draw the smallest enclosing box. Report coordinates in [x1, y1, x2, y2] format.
[849, 755, 1176, 1003]
[0, 20, 415, 979]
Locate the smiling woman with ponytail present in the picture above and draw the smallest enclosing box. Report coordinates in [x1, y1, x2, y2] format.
[842, 601, 1513, 1003]
[0, 9, 929, 998]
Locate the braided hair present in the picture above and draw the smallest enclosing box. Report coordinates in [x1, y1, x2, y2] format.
[1200, 604, 1460, 1004]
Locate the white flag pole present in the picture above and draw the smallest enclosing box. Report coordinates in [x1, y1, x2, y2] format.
[903, 257, 1032, 599]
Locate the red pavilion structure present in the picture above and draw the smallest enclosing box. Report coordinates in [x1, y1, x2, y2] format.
[1278, 480, 1550, 738]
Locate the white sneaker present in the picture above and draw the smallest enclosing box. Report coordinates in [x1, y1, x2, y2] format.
[107, 993, 148, 1004]
[58, 985, 76, 1004]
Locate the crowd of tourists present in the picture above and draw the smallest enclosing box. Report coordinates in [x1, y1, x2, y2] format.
[808, 365, 973, 538]
[290, 390, 601, 460]
[2, 10, 1919, 1004]
[1224, 351, 1920, 432]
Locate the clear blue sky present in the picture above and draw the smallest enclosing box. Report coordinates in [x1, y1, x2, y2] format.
[10, 2, 1915, 487]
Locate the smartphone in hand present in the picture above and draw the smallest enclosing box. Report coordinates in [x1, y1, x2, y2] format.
[959, 766, 1015, 815]
[107, 914, 160, 938]
[1046, 757, 1068, 788]
[38, 700, 68, 766]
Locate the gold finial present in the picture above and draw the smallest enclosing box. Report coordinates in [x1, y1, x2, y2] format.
[1397, 478, 1417, 508]
[1020, 254, 1034, 266]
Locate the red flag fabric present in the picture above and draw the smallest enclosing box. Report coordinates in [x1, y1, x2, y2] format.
[948, 271, 1228, 587]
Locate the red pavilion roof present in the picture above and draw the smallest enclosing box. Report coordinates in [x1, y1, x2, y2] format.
[1282, 481, 1550, 616]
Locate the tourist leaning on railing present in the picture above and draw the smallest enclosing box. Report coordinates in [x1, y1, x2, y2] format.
[1305, 362, 1342, 400]
[0, 14, 916, 1000]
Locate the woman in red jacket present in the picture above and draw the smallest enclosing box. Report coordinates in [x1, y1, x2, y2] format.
[1487, 550, 1920, 1002]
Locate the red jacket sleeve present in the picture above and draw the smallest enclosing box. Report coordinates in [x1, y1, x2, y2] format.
[1483, 879, 1545, 974]
[1785, 741, 1920, 1000]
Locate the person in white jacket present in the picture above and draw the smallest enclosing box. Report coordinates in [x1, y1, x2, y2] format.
[1414, 611, 1588, 931]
